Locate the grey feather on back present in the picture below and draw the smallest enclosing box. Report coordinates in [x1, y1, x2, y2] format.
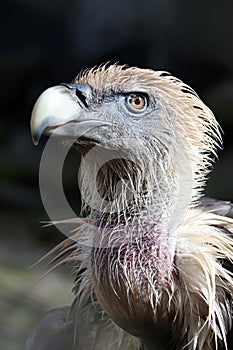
[24, 303, 142, 350]
[200, 197, 233, 219]
[25, 307, 75, 350]
[200, 197, 233, 347]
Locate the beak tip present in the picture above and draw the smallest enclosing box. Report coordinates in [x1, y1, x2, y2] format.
[30, 125, 41, 145]
[32, 136, 39, 146]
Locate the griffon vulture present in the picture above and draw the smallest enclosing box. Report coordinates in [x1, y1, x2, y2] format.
[27, 64, 233, 350]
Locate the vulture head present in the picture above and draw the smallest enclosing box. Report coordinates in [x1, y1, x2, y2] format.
[30, 64, 233, 350]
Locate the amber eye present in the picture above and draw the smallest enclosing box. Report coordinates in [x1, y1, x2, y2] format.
[125, 93, 147, 113]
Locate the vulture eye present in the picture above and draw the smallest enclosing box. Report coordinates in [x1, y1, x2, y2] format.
[125, 93, 148, 113]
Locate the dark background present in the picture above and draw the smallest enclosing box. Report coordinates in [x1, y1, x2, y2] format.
[0, 1, 233, 349]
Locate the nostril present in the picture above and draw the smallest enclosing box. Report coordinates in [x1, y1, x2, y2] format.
[75, 89, 88, 108]
[60, 83, 92, 108]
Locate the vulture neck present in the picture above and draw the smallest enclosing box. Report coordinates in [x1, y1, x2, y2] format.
[79, 145, 186, 344]
[80, 143, 185, 229]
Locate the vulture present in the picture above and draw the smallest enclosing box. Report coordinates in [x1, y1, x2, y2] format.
[28, 64, 233, 350]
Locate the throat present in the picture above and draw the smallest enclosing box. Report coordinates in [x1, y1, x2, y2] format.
[92, 209, 175, 284]
[90, 208, 177, 339]
[92, 208, 176, 281]
[79, 155, 183, 341]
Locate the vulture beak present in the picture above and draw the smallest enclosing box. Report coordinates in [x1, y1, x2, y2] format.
[30, 83, 108, 145]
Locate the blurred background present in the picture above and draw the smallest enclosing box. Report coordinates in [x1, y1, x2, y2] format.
[1, 0, 233, 349]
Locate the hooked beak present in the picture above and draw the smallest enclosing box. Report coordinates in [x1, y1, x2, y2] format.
[30, 83, 109, 145]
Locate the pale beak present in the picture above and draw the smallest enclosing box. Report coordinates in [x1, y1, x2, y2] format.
[30, 84, 109, 145]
